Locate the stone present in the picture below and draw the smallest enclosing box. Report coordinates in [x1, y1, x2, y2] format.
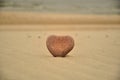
[46, 35, 74, 57]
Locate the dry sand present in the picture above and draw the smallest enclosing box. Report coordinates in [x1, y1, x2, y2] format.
[0, 12, 120, 80]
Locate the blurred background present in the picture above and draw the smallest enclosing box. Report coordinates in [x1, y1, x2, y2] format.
[0, 0, 120, 14]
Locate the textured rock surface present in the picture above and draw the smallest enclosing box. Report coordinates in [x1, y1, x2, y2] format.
[46, 35, 74, 57]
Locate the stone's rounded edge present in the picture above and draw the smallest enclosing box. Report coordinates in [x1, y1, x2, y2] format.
[46, 35, 74, 57]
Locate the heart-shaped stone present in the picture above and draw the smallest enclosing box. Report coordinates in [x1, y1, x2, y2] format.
[46, 35, 74, 57]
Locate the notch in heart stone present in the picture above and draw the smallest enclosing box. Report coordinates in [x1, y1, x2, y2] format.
[46, 35, 74, 57]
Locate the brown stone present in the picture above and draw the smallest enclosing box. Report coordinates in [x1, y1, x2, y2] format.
[46, 35, 74, 57]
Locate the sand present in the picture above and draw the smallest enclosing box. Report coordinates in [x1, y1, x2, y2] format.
[0, 11, 120, 24]
[0, 12, 120, 80]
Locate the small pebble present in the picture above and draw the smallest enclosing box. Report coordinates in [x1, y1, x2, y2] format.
[28, 35, 32, 38]
[105, 34, 109, 38]
[38, 36, 41, 39]
[88, 35, 91, 38]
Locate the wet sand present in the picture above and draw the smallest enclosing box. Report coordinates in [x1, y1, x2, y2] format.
[0, 11, 120, 24]
[0, 12, 120, 80]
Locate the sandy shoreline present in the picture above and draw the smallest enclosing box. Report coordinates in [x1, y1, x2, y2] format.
[0, 29, 120, 80]
[0, 11, 120, 80]
[0, 11, 120, 24]
[0, 25, 120, 31]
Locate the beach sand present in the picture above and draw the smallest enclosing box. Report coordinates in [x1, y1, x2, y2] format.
[0, 11, 120, 24]
[0, 12, 120, 80]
